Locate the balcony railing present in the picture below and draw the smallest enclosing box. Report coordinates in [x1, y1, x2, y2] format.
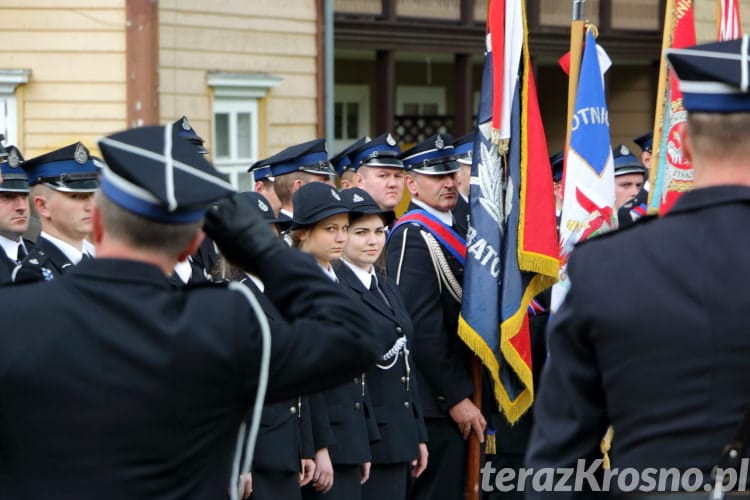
[394, 114, 456, 146]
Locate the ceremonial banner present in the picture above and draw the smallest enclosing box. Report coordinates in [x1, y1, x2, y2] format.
[718, 0, 742, 40]
[551, 30, 615, 312]
[648, 0, 696, 215]
[458, 0, 558, 424]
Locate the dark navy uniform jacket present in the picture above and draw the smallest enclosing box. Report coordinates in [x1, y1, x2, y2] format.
[239, 276, 310, 473]
[13, 236, 74, 283]
[526, 186, 750, 497]
[0, 239, 33, 286]
[334, 261, 428, 464]
[385, 203, 474, 418]
[0, 249, 380, 500]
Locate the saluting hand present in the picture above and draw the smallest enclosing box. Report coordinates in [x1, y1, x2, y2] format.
[448, 398, 486, 443]
[299, 458, 316, 486]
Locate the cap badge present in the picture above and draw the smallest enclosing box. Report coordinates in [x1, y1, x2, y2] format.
[330, 188, 341, 201]
[386, 134, 396, 146]
[435, 135, 445, 149]
[7, 149, 20, 168]
[618, 144, 630, 156]
[181, 117, 192, 131]
[74, 143, 89, 164]
[257, 199, 269, 212]
[352, 193, 364, 203]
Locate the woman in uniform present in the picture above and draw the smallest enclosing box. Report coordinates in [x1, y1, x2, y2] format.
[291, 182, 379, 500]
[335, 187, 429, 500]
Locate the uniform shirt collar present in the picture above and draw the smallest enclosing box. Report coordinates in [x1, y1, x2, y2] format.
[0, 234, 24, 261]
[318, 262, 338, 282]
[279, 208, 293, 219]
[40, 231, 88, 265]
[411, 198, 454, 226]
[173, 259, 192, 284]
[341, 257, 376, 289]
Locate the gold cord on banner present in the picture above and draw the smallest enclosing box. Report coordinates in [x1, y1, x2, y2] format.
[600, 426, 614, 470]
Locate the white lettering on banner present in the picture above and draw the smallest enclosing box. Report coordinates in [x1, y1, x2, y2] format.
[570, 107, 610, 131]
[466, 226, 501, 279]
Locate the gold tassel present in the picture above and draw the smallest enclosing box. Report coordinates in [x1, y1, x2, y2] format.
[485, 430, 496, 455]
[600, 426, 614, 470]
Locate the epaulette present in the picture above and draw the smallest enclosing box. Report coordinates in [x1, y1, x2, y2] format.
[572, 213, 659, 249]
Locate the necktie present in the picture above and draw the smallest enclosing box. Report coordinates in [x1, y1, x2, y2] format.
[370, 275, 391, 309]
[80, 253, 92, 261]
[16, 244, 27, 262]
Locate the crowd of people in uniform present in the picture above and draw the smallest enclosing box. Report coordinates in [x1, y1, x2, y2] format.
[3, 36, 750, 500]
[0, 107, 654, 500]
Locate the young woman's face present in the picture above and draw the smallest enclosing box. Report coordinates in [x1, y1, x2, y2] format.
[343, 214, 386, 271]
[299, 213, 349, 266]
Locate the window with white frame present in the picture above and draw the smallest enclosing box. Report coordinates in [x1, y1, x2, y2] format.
[0, 69, 31, 147]
[333, 85, 370, 153]
[207, 72, 282, 190]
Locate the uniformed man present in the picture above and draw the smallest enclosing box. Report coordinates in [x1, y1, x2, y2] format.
[247, 166, 282, 216]
[633, 130, 653, 171]
[0, 125, 381, 499]
[549, 151, 564, 231]
[348, 132, 405, 211]
[330, 137, 370, 190]
[172, 115, 209, 154]
[526, 38, 750, 498]
[249, 139, 337, 222]
[171, 116, 219, 282]
[13, 142, 99, 283]
[612, 144, 648, 228]
[612, 144, 647, 210]
[0, 146, 31, 286]
[451, 132, 474, 236]
[386, 133, 486, 500]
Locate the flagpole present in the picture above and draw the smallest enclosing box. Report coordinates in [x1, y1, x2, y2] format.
[647, 0, 674, 213]
[564, 0, 587, 158]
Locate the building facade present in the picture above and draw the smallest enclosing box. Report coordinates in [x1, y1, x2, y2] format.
[0, 0, 746, 188]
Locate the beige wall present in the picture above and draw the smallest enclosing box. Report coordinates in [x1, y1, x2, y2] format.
[0, 1, 127, 157]
[159, 0, 320, 160]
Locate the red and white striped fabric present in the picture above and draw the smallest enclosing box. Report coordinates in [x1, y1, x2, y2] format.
[718, 0, 742, 41]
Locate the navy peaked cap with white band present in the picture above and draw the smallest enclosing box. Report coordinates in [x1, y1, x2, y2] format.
[452, 132, 475, 166]
[330, 136, 371, 176]
[400, 133, 459, 175]
[666, 36, 750, 112]
[612, 144, 647, 177]
[172, 116, 208, 155]
[22, 142, 99, 192]
[0, 145, 28, 193]
[348, 133, 402, 171]
[250, 138, 335, 178]
[98, 126, 234, 223]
